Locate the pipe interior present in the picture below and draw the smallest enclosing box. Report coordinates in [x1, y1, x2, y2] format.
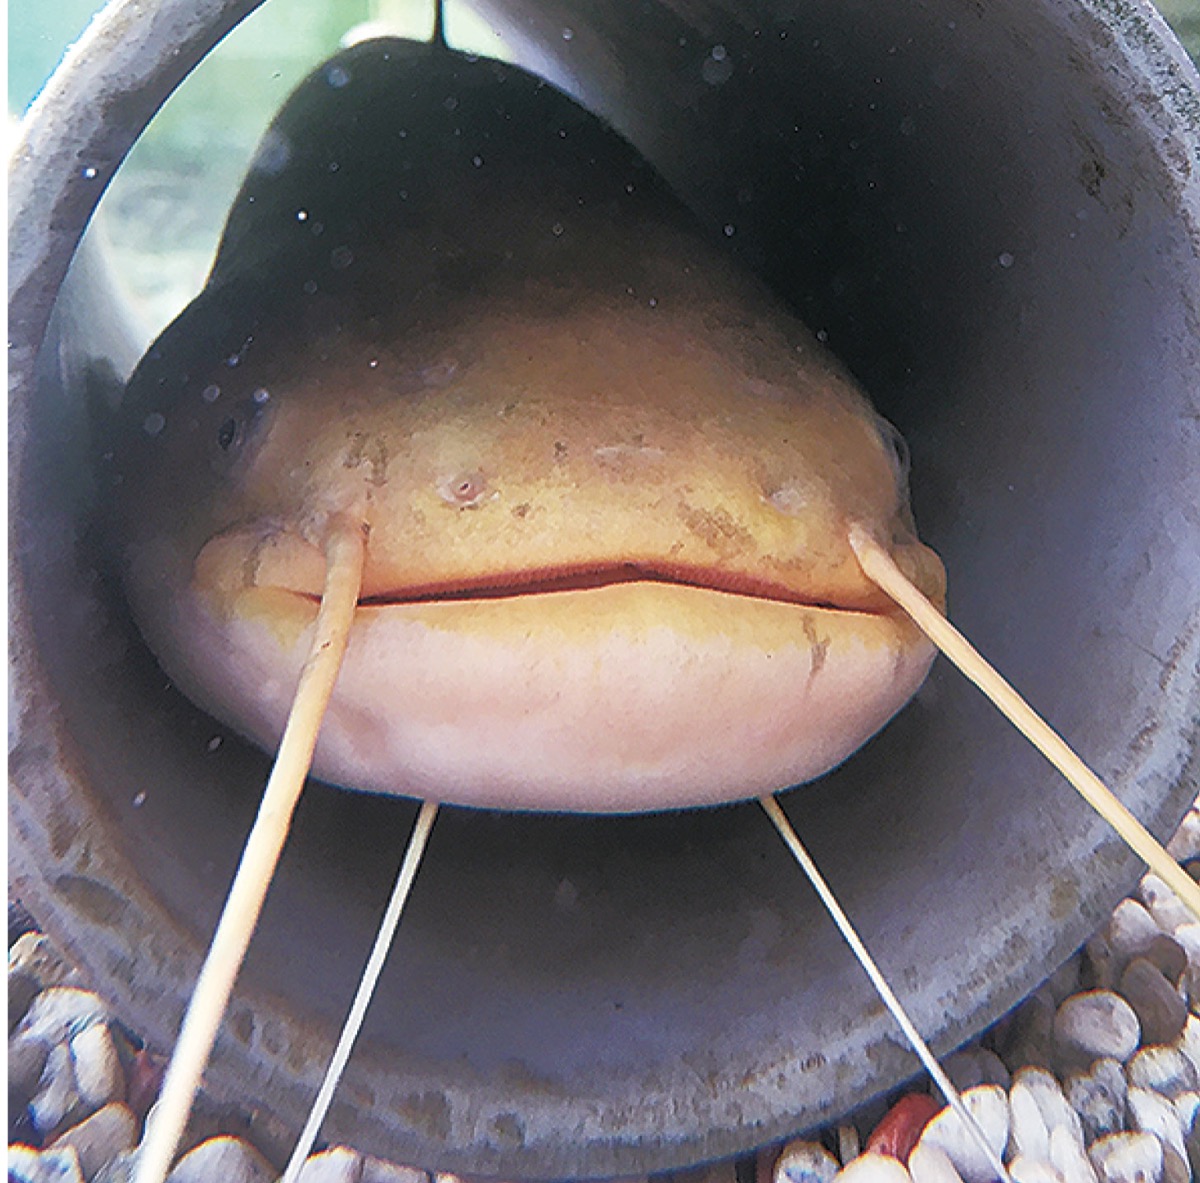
[11, 0, 1200, 1177]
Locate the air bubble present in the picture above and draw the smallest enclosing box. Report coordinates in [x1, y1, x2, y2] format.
[552, 222, 564, 237]
[296, 209, 309, 221]
[702, 46, 734, 85]
[723, 224, 736, 237]
[330, 245, 355, 270]
[252, 388, 270, 404]
[201, 384, 221, 403]
[325, 64, 351, 88]
[472, 155, 484, 167]
[81, 167, 98, 179]
[998, 251, 1015, 268]
[143, 412, 166, 437]
[562, 27, 574, 40]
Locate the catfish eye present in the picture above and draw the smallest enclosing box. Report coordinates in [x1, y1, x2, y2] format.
[878, 417, 911, 486]
[213, 392, 270, 461]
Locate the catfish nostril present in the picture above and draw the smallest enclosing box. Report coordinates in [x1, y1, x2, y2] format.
[765, 484, 809, 516]
[437, 471, 489, 508]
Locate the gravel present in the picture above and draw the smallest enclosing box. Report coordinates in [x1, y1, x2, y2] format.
[12, 805, 1200, 1183]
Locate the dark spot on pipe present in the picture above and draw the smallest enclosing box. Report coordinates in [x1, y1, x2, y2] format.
[260, 1019, 286, 1056]
[490, 1112, 527, 1149]
[228, 1007, 255, 1047]
[1049, 875, 1080, 924]
[1080, 155, 1106, 198]
[52, 876, 127, 929]
[47, 803, 78, 862]
[398, 1091, 452, 1141]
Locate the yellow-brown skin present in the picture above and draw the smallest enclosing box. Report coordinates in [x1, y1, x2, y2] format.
[109, 44, 945, 813]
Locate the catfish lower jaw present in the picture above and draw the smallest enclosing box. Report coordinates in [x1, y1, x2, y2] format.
[176, 578, 938, 812]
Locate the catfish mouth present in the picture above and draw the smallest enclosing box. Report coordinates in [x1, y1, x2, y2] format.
[306, 561, 900, 616]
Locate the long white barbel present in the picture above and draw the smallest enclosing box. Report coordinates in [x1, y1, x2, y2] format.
[281, 798, 440, 1183]
[760, 795, 1012, 1183]
[134, 517, 367, 1183]
[848, 525, 1200, 923]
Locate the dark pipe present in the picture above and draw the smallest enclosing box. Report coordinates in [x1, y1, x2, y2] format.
[9, 1, 1200, 1178]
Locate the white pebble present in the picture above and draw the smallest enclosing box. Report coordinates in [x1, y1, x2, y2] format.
[49, 1103, 137, 1180]
[1054, 991, 1141, 1063]
[30, 1042, 81, 1134]
[918, 1085, 1009, 1183]
[1065, 1059, 1128, 1142]
[1127, 1047, 1197, 1100]
[1166, 812, 1200, 863]
[360, 1159, 427, 1183]
[775, 1140, 840, 1183]
[296, 1147, 364, 1183]
[7, 1144, 86, 1183]
[1048, 1126, 1100, 1183]
[8, 933, 79, 990]
[1088, 1133, 1163, 1183]
[907, 1143, 964, 1183]
[1007, 1157, 1063, 1183]
[1127, 1087, 1187, 1163]
[1010, 1067, 1084, 1162]
[832, 1152, 912, 1183]
[1171, 1090, 1199, 1134]
[69, 1024, 123, 1109]
[1010, 1081, 1052, 1162]
[1138, 876, 1193, 936]
[1107, 901, 1163, 962]
[1173, 1014, 1200, 1078]
[166, 1136, 276, 1183]
[15, 988, 110, 1047]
